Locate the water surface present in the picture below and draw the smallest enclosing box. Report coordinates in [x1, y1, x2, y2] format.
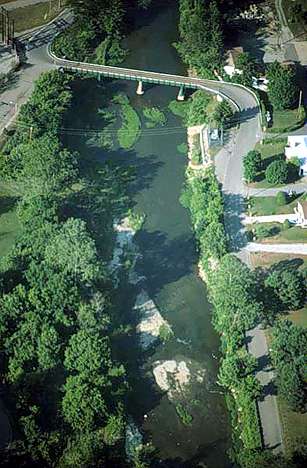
[65, 3, 231, 466]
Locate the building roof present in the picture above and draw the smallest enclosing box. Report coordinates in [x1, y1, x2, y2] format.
[287, 135, 307, 148]
[298, 201, 307, 218]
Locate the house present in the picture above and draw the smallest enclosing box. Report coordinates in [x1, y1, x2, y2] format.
[224, 47, 244, 77]
[285, 135, 307, 176]
[294, 200, 307, 228]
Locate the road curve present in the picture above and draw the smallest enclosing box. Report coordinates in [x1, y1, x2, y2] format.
[4, 12, 283, 454]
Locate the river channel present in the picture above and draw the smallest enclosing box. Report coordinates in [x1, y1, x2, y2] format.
[64, 2, 231, 467]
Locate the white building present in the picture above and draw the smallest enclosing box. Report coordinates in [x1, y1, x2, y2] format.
[285, 135, 307, 176]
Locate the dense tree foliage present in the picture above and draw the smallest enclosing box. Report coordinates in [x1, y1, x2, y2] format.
[0, 70, 129, 466]
[271, 320, 307, 411]
[265, 268, 306, 310]
[176, 0, 224, 78]
[265, 159, 288, 185]
[243, 150, 261, 182]
[267, 61, 299, 110]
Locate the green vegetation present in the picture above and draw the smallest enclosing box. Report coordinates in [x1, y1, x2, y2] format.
[249, 139, 300, 187]
[265, 160, 289, 185]
[271, 320, 306, 411]
[158, 323, 174, 343]
[9, 0, 64, 33]
[113, 93, 141, 149]
[168, 99, 190, 120]
[0, 70, 131, 467]
[143, 107, 166, 128]
[267, 107, 305, 134]
[267, 61, 299, 111]
[231, 52, 259, 87]
[175, 403, 193, 426]
[52, 0, 152, 65]
[127, 208, 146, 231]
[283, 0, 307, 39]
[175, 0, 223, 78]
[180, 167, 264, 464]
[248, 192, 304, 216]
[243, 150, 262, 183]
[177, 142, 188, 154]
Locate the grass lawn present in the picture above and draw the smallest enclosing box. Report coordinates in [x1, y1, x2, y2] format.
[250, 252, 307, 269]
[277, 395, 307, 457]
[283, 0, 307, 40]
[249, 193, 306, 216]
[268, 107, 305, 134]
[275, 305, 307, 457]
[248, 138, 302, 188]
[9, 1, 65, 33]
[0, 186, 20, 258]
[247, 222, 307, 243]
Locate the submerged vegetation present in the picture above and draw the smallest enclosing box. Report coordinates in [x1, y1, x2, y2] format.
[175, 403, 193, 426]
[143, 107, 167, 128]
[113, 93, 141, 149]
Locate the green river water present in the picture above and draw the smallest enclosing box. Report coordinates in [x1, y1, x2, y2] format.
[64, 3, 231, 467]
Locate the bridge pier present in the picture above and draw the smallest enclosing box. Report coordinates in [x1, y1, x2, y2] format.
[177, 85, 185, 101]
[136, 80, 144, 96]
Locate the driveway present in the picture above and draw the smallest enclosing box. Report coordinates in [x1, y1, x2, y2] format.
[247, 183, 307, 197]
[243, 213, 297, 224]
[247, 242, 307, 254]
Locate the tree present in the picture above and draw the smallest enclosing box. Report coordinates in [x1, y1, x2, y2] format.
[243, 150, 262, 182]
[187, 90, 210, 126]
[45, 218, 102, 284]
[213, 100, 234, 127]
[277, 362, 305, 410]
[176, 0, 223, 78]
[265, 160, 288, 185]
[62, 375, 107, 430]
[276, 191, 287, 206]
[267, 61, 299, 110]
[234, 52, 258, 87]
[209, 254, 263, 334]
[200, 221, 227, 259]
[7, 134, 77, 196]
[64, 330, 111, 377]
[218, 350, 257, 389]
[265, 268, 305, 310]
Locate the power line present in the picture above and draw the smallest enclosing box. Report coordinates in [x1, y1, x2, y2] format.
[14, 120, 187, 137]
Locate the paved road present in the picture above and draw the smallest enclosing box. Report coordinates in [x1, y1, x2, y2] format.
[247, 242, 307, 254]
[0, 11, 283, 454]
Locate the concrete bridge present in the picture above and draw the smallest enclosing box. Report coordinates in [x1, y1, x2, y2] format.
[47, 46, 260, 113]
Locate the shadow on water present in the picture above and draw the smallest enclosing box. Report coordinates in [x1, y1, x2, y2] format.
[136, 229, 196, 296]
[62, 3, 232, 466]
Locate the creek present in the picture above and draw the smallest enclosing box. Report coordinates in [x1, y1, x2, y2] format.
[64, 3, 231, 467]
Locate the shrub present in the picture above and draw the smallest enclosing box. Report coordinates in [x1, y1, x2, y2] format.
[282, 219, 291, 230]
[191, 147, 202, 165]
[243, 150, 262, 183]
[276, 191, 287, 206]
[255, 224, 273, 239]
[265, 160, 288, 185]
